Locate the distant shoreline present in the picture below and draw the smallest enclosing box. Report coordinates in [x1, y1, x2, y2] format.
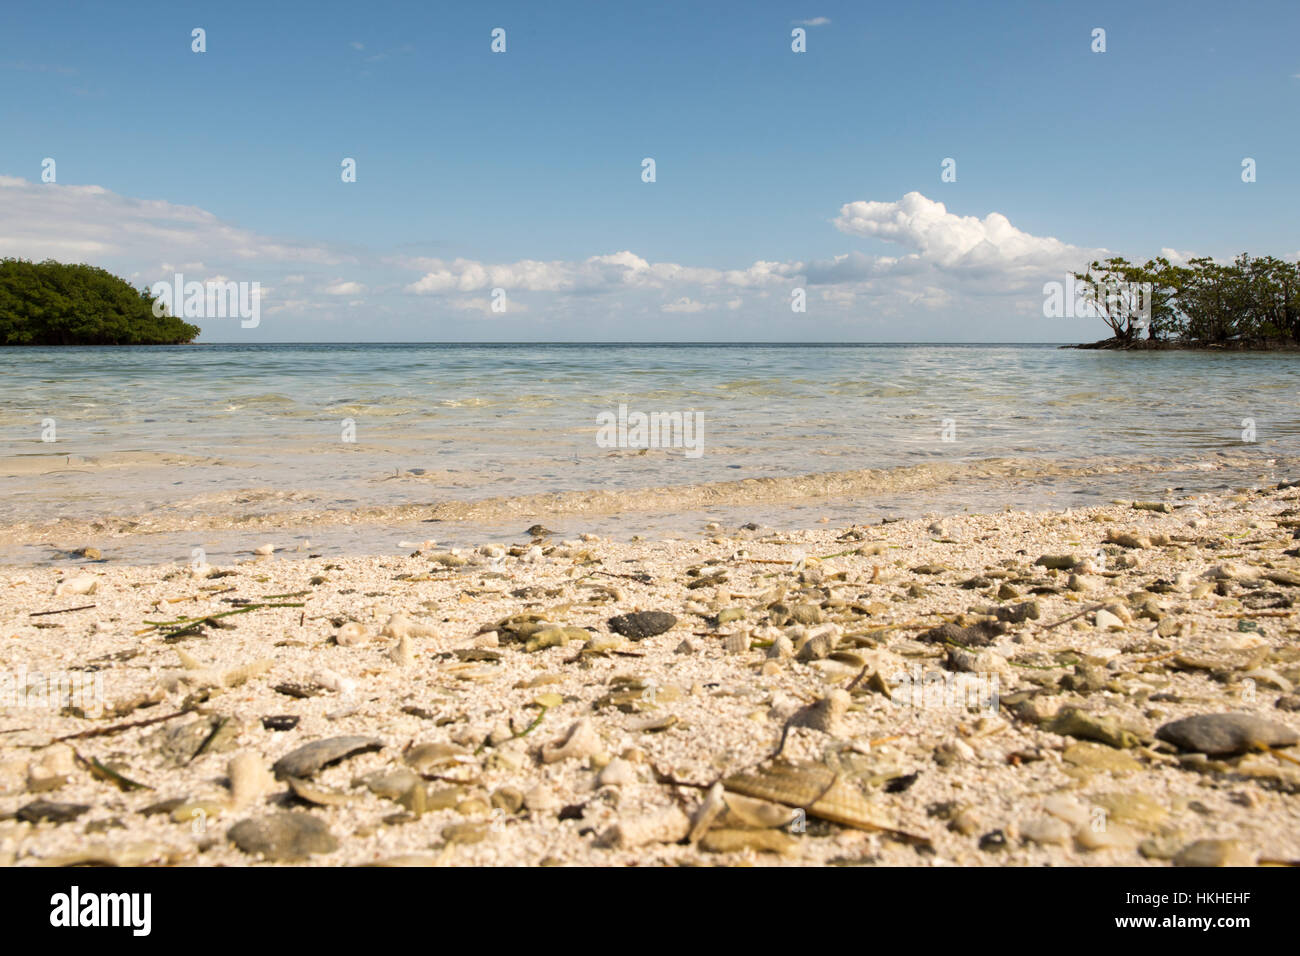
[1066, 337, 1300, 352]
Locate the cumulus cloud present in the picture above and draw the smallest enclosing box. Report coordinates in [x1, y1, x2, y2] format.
[0, 174, 1119, 338]
[403, 251, 802, 295]
[832, 192, 1080, 272]
[795, 17, 831, 26]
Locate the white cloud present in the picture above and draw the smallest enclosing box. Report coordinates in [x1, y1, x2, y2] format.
[832, 192, 1079, 271]
[795, 17, 831, 26]
[661, 297, 710, 313]
[0, 175, 1130, 339]
[0, 176, 349, 269]
[404, 251, 801, 295]
[449, 296, 528, 315]
[1158, 247, 1198, 265]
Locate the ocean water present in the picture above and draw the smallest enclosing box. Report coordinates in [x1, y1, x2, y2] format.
[1, 343, 1297, 563]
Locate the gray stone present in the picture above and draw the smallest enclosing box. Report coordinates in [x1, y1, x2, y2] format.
[917, 619, 1007, 648]
[1155, 713, 1298, 756]
[608, 611, 677, 640]
[228, 811, 338, 861]
[272, 735, 383, 780]
[16, 800, 90, 824]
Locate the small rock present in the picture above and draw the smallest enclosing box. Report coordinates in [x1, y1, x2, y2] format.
[934, 739, 975, 766]
[699, 828, 797, 855]
[1020, 816, 1072, 846]
[524, 784, 560, 812]
[1093, 609, 1125, 630]
[1155, 713, 1298, 756]
[608, 611, 677, 640]
[381, 614, 440, 640]
[272, 736, 383, 780]
[1075, 823, 1140, 851]
[1173, 838, 1255, 867]
[1061, 742, 1142, 773]
[1047, 708, 1141, 749]
[1035, 554, 1080, 570]
[335, 622, 368, 646]
[766, 635, 795, 659]
[227, 752, 274, 810]
[541, 719, 601, 764]
[791, 689, 850, 735]
[918, 619, 1007, 648]
[54, 575, 97, 597]
[490, 786, 525, 814]
[227, 812, 338, 861]
[388, 634, 415, 667]
[16, 800, 90, 824]
[604, 805, 690, 848]
[723, 632, 749, 655]
[442, 821, 491, 845]
[597, 758, 637, 788]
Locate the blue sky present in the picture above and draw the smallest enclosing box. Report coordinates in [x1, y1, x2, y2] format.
[2, 0, 1297, 341]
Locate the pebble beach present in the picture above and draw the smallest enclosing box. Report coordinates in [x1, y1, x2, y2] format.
[3, 483, 1300, 867]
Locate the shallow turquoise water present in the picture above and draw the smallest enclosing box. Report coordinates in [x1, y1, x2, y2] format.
[0, 343, 1296, 560]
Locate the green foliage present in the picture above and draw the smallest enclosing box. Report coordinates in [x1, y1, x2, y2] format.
[0, 258, 200, 345]
[1077, 253, 1300, 346]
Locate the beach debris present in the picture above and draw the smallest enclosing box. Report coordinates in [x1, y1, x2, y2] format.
[153, 715, 240, 766]
[700, 828, 797, 855]
[228, 752, 275, 810]
[541, 719, 601, 764]
[596, 758, 637, 788]
[1155, 713, 1298, 756]
[54, 575, 97, 597]
[16, 800, 91, 824]
[603, 805, 691, 848]
[380, 613, 441, 640]
[790, 689, 850, 735]
[404, 742, 475, 773]
[1035, 554, 1080, 570]
[272, 736, 383, 780]
[918, 619, 1007, 648]
[336, 622, 368, 646]
[227, 812, 338, 862]
[1172, 839, 1255, 867]
[722, 760, 927, 844]
[608, 611, 677, 640]
[286, 776, 357, 807]
[1047, 708, 1142, 749]
[388, 634, 415, 666]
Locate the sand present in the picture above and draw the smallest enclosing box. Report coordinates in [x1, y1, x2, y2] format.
[2, 483, 1299, 867]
